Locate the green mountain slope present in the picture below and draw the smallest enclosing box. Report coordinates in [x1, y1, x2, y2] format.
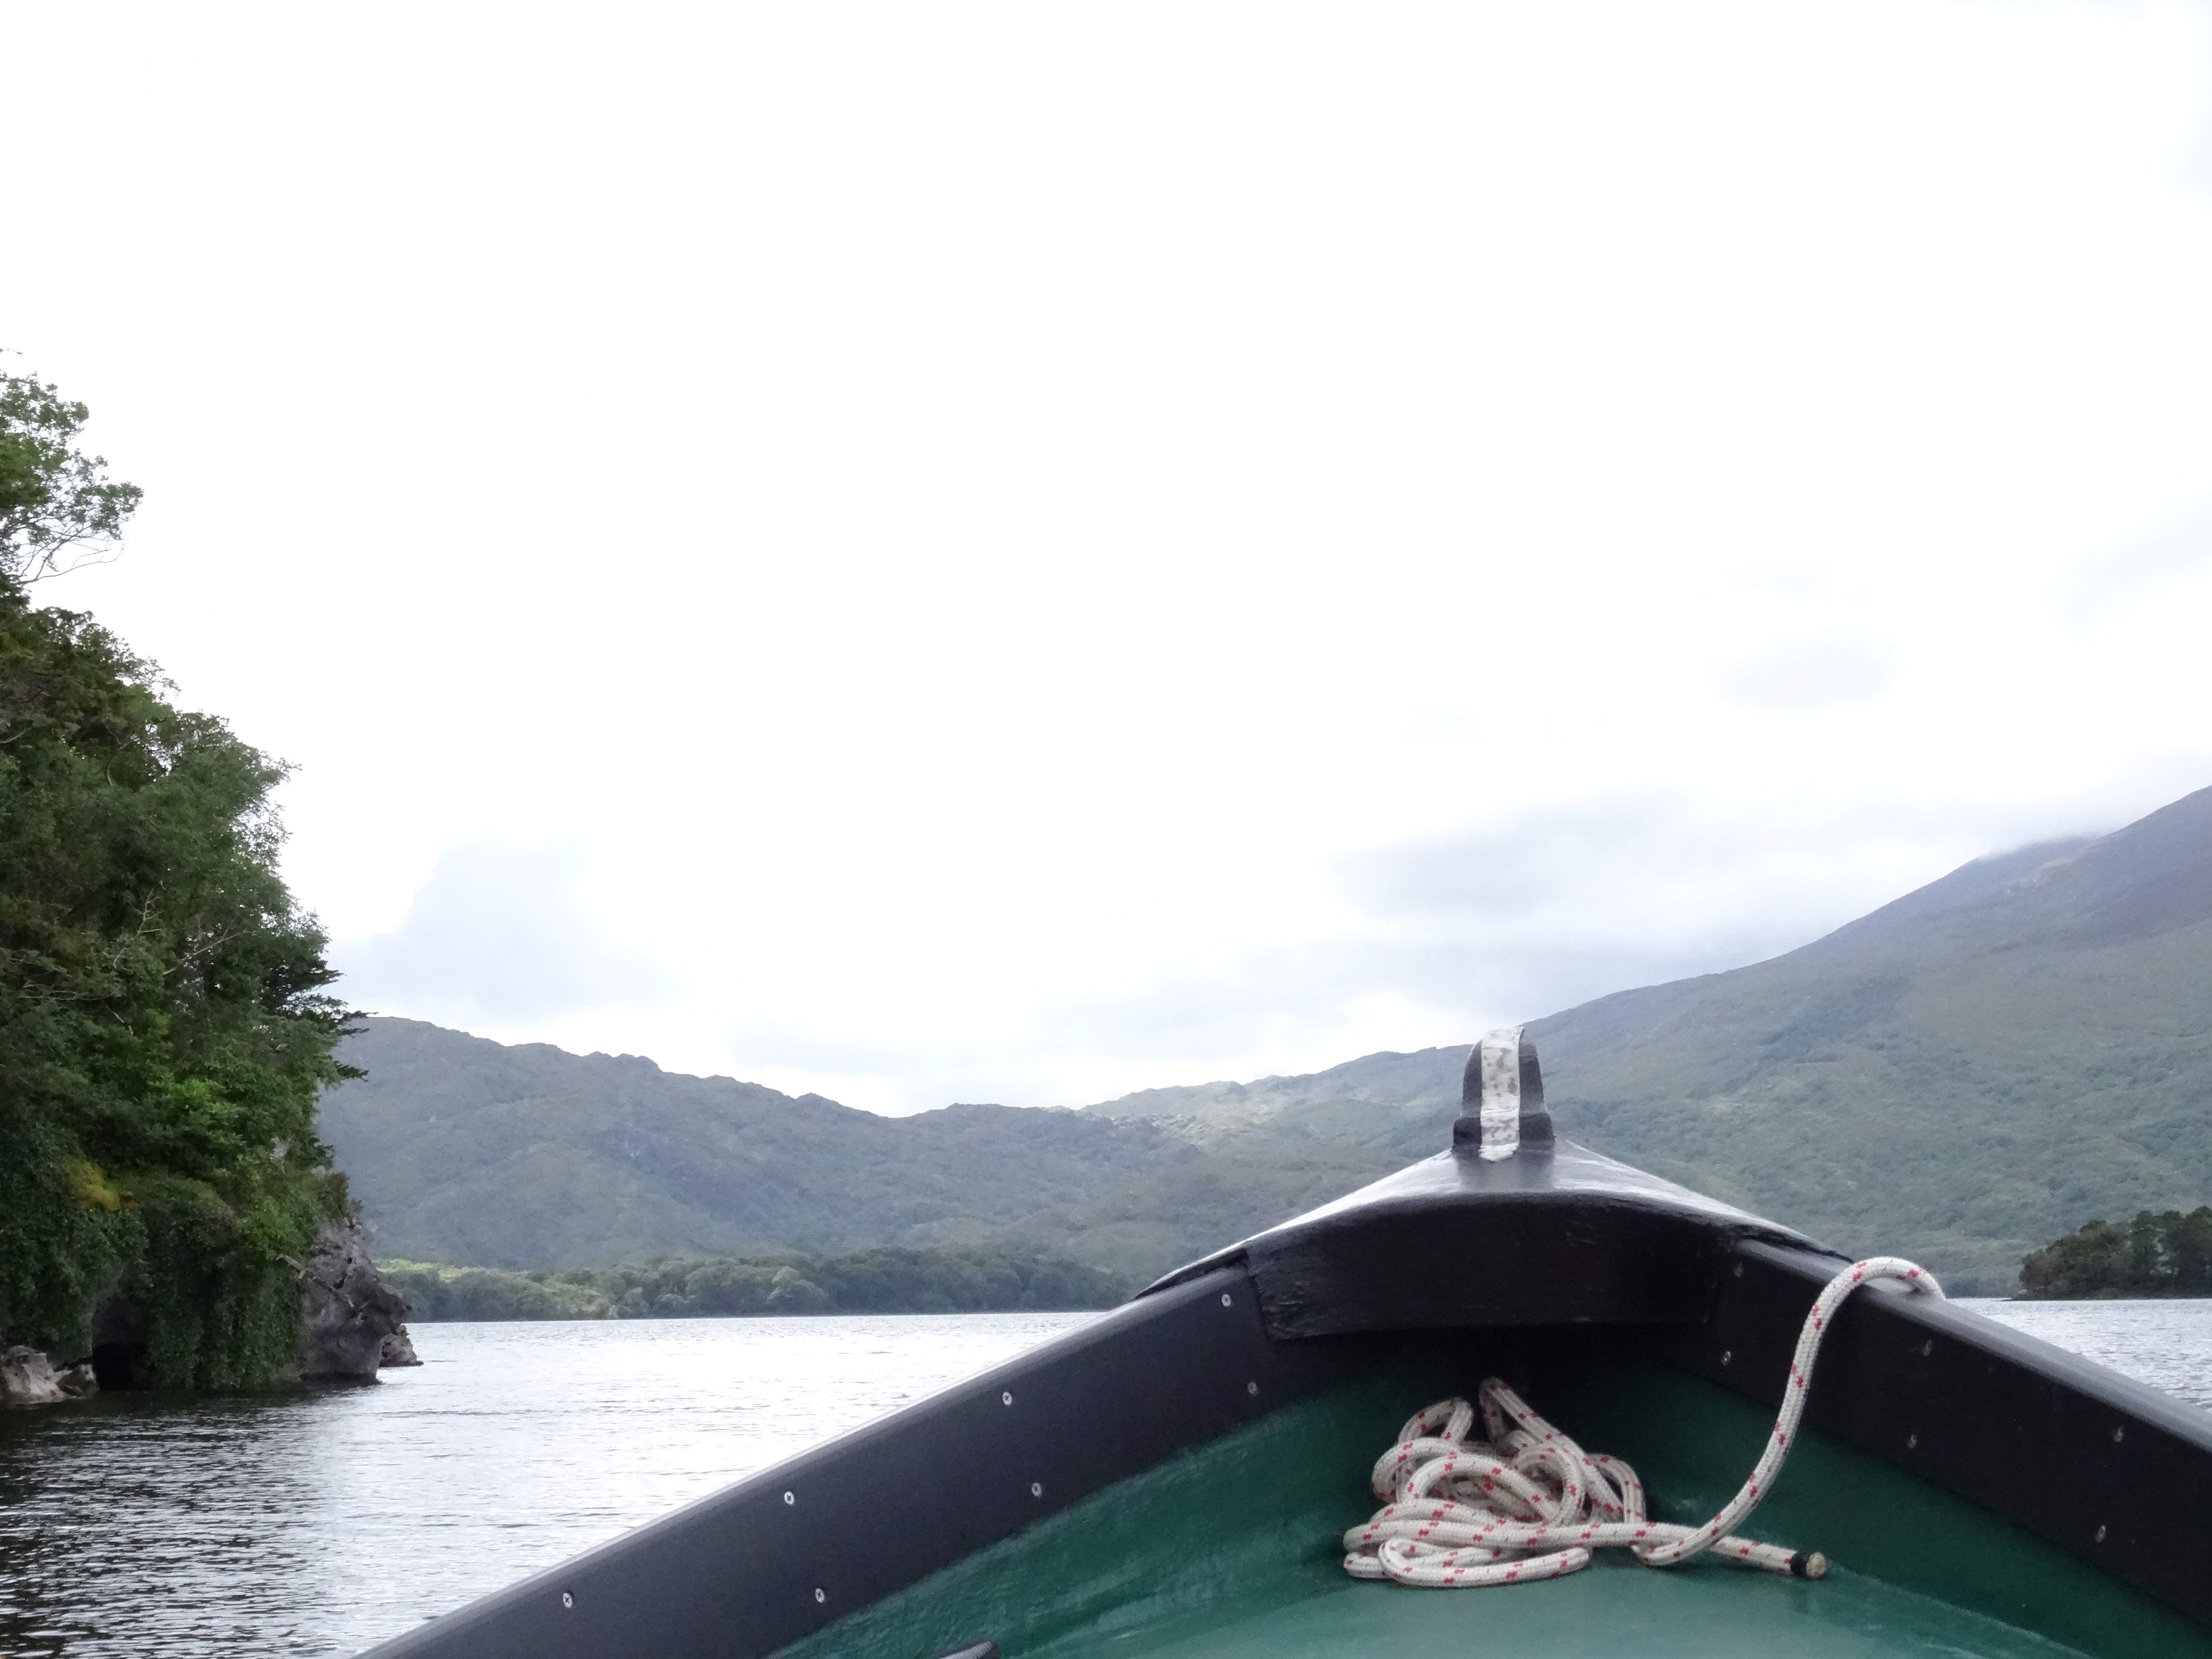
[1532, 790, 2212, 1290]
[319, 1021, 1389, 1281]
[1094, 786, 2212, 1290]
[322, 784, 2212, 1294]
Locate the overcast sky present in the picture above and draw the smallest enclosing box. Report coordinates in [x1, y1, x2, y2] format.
[7, 2, 2212, 1112]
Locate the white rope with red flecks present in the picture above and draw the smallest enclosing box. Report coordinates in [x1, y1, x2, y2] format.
[1342, 1256, 1943, 1589]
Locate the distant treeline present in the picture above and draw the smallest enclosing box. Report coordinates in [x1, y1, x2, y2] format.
[381, 1246, 1129, 1321]
[2019, 1208, 2212, 1299]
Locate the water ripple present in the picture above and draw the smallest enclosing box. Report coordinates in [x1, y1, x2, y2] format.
[0, 1313, 1091, 1657]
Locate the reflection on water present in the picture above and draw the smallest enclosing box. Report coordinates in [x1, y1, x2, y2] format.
[3, 1300, 2208, 1656]
[0, 1313, 1094, 1657]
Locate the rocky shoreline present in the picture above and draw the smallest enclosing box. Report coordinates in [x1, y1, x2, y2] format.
[0, 1346, 97, 1407]
[1, 1218, 419, 1409]
[295, 1217, 419, 1382]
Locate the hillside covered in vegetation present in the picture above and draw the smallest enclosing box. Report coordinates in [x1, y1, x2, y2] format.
[0, 371, 356, 1388]
[320, 1016, 1401, 1286]
[1521, 788, 2212, 1292]
[1092, 788, 2212, 1291]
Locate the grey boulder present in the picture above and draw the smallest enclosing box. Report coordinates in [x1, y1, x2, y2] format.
[2, 1345, 65, 1407]
[297, 1220, 411, 1381]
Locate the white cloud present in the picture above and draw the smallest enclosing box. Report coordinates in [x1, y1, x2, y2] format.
[336, 844, 674, 1029]
[1717, 634, 1897, 710]
[2057, 493, 2212, 628]
[5, 0, 2211, 1110]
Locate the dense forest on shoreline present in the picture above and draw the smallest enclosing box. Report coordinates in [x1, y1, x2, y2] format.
[381, 1246, 1127, 1321]
[0, 370, 356, 1389]
[2019, 1208, 2212, 1299]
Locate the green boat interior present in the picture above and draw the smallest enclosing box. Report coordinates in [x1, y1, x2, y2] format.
[783, 1344, 2209, 1659]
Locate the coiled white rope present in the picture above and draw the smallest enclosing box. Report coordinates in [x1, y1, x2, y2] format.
[1342, 1255, 1943, 1589]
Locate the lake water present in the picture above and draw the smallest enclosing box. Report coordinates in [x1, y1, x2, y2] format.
[2, 1299, 2207, 1658]
[0, 1313, 1095, 1659]
[1958, 1296, 2212, 1412]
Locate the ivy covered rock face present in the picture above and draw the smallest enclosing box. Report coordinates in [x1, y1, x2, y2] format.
[0, 371, 355, 1391]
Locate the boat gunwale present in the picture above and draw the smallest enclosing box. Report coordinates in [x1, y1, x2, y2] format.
[1671, 1236, 2212, 1631]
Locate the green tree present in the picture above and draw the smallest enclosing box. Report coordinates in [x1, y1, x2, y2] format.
[2019, 1208, 2212, 1298]
[0, 368, 355, 1388]
[0, 369, 143, 583]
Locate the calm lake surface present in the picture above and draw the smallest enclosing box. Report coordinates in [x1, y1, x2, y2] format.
[0, 1313, 1095, 1658]
[3, 1299, 2207, 1657]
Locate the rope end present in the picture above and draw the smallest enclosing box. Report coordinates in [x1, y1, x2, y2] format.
[1790, 1551, 1829, 1580]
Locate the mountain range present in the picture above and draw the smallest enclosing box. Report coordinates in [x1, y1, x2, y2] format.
[319, 783, 2212, 1294]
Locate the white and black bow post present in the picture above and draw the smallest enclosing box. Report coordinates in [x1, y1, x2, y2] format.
[1452, 1025, 1554, 1161]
